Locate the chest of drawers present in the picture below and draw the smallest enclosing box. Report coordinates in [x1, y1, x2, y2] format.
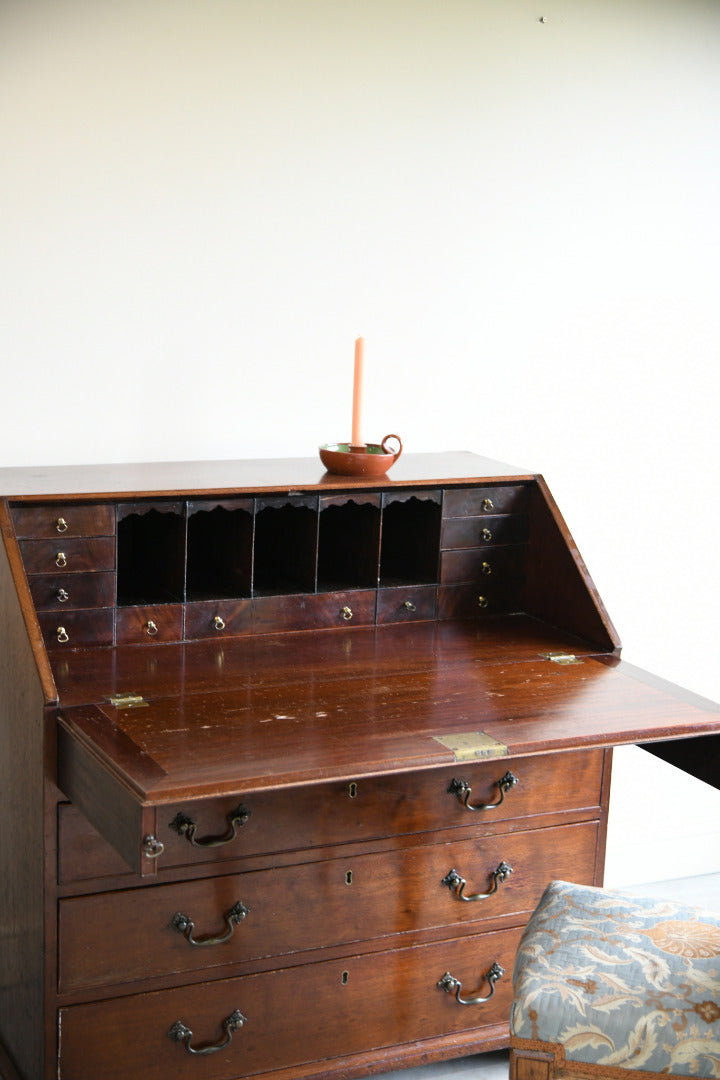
[0, 451, 717, 1080]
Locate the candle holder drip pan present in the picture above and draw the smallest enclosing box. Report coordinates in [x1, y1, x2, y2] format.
[319, 435, 402, 477]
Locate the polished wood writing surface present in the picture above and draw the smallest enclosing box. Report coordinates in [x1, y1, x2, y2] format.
[57, 629, 719, 807]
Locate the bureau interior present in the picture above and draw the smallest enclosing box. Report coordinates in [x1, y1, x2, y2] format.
[14, 476, 617, 652]
[116, 488, 447, 602]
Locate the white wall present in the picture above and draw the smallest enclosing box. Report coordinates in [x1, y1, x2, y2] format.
[1, 0, 718, 885]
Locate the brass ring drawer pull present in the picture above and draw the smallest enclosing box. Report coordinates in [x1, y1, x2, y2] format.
[442, 861, 513, 902]
[171, 900, 249, 947]
[437, 961, 505, 1006]
[168, 1009, 246, 1056]
[56, 626, 69, 644]
[170, 804, 251, 848]
[56, 588, 70, 603]
[403, 600, 417, 612]
[212, 615, 226, 631]
[341, 605, 353, 621]
[448, 770, 518, 811]
[56, 517, 69, 533]
[145, 620, 159, 636]
[55, 551, 68, 568]
[142, 835, 165, 859]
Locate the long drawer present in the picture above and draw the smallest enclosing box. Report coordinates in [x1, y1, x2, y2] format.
[58, 927, 521, 1079]
[59, 820, 598, 993]
[58, 749, 606, 882]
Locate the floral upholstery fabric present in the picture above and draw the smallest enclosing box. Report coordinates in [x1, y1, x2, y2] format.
[511, 880, 720, 1077]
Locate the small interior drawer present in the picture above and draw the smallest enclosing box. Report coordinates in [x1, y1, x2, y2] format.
[58, 926, 522, 1079]
[437, 582, 523, 618]
[11, 502, 115, 538]
[443, 485, 529, 517]
[184, 599, 253, 639]
[440, 514, 529, 549]
[115, 604, 184, 644]
[19, 536, 115, 574]
[376, 585, 436, 624]
[28, 571, 115, 611]
[253, 590, 377, 634]
[38, 609, 114, 649]
[440, 546, 526, 586]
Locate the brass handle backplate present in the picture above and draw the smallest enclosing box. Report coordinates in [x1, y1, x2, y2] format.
[168, 1009, 246, 1055]
[448, 771, 518, 812]
[170, 805, 251, 848]
[442, 861, 513, 902]
[171, 901, 249, 947]
[437, 961, 505, 1006]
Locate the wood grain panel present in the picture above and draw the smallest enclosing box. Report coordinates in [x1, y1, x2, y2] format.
[58, 928, 522, 1079]
[19, 536, 115, 575]
[11, 503, 115, 538]
[443, 485, 530, 517]
[58, 738, 604, 875]
[59, 821, 598, 993]
[29, 571, 115, 611]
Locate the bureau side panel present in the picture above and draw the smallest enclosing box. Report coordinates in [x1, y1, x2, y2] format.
[0, 509, 49, 1079]
[525, 479, 621, 653]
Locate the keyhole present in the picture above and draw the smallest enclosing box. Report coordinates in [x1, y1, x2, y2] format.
[348, 782, 358, 798]
[345, 870, 353, 886]
[341, 971, 350, 985]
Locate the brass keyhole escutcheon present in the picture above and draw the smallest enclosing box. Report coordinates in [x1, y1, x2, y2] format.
[348, 782, 358, 799]
[341, 971, 350, 985]
[345, 870, 353, 886]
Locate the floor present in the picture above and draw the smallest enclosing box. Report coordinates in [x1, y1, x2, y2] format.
[375, 871, 720, 1080]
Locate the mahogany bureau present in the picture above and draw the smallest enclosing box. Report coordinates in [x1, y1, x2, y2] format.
[0, 451, 717, 1080]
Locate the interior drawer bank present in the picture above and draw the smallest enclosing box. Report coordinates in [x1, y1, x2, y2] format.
[59, 820, 599, 994]
[58, 927, 521, 1080]
[57, 736, 606, 880]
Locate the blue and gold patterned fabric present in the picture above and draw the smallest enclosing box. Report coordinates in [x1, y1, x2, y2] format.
[511, 880, 720, 1077]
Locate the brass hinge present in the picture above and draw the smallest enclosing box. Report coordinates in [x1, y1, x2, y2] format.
[105, 691, 148, 709]
[541, 652, 583, 665]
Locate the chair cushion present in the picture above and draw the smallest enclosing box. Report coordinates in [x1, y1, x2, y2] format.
[511, 880, 720, 1077]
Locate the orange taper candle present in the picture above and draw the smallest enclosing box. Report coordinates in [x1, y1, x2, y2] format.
[351, 336, 364, 450]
